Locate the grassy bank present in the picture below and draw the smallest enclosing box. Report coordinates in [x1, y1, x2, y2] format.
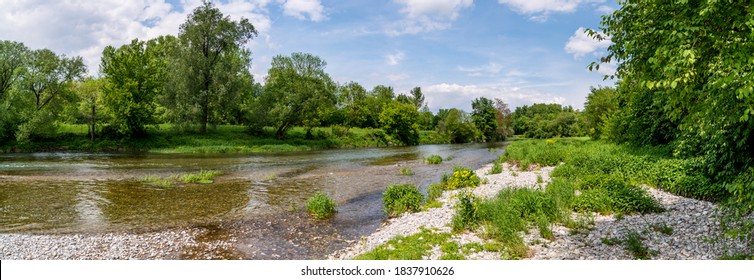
[0, 124, 448, 153]
[357, 138, 753, 259]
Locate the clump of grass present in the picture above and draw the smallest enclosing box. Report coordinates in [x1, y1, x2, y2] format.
[181, 170, 222, 184]
[141, 175, 175, 187]
[399, 167, 415, 176]
[425, 154, 443, 164]
[383, 184, 424, 217]
[264, 173, 278, 180]
[650, 223, 673, 235]
[489, 161, 503, 174]
[537, 174, 544, 184]
[623, 230, 654, 260]
[446, 155, 453, 161]
[489, 148, 496, 153]
[306, 191, 337, 219]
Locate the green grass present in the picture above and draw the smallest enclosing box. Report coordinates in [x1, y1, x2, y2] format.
[141, 170, 222, 186]
[425, 155, 443, 164]
[399, 167, 415, 176]
[383, 184, 424, 217]
[306, 191, 337, 220]
[355, 228, 462, 260]
[489, 161, 503, 174]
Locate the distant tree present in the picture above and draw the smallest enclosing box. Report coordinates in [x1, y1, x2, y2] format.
[583, 86, 617, 140]
[511, 103, 584, 138]
[339, 81, 374, 128]
[379, 101, 419, 145]
[437, 108, 478, 143]
[471, 97, 499, 142]
[494, 98, 513, 139]
[101, 39, 163, 136]
[0, 41, 28, 99]
[417, 105, 434, 130]
[409, 87, 425, 108]
[396, 93, 412, 104]
[259, 52, 337, 139]
[75, 78, 106, 141]
[171, 0, 257, 133]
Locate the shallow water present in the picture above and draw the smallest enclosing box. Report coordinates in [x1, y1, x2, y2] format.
[0, 143, 505, 258]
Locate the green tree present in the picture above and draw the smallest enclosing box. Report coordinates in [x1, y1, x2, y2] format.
[494, 98, 514, 139]
[583, 86, 617, 140]
[592, 1, 754, 176]
[101, 39, 163, 137]
[379, 101, 419, 145]
[338, 81, 375, 128]
[409, 86, 425, 108]
[15, 48, 85, 141]
[0, 41, 28, 99]
[437, 108, 478, 143]
[471, 97, 499, 142]
[75, 78, 106, 141]
[172, 0, 257, 133]
[259, 52, 337, 139]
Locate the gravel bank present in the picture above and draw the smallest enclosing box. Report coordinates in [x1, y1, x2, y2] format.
[330, 163, 751, 260]
[0, 227, 238, 260]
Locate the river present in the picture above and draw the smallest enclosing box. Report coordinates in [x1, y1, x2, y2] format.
[0, 143, 505, 259]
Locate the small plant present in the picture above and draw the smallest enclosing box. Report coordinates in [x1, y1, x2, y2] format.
[306, 191, 337, 219]
[489, 161, 503, 174]
[650, 223, 673, 235]
[536, 174, 544, 184]
[426, 183, 445, 201]
[425, 155, 443, 164]
[399, 167, 415, 176]
[264, 173, 278, 180]
[141, 175, 174, 187]
[451, 191, 479, 231]
[489, 148, 496, 153]
[545, 139, 557, 145]
[383, 184, 424, 217]
[181, 170, 222, 184]
[442, 166, 481, 190]
[623, 230, 653, 260]
[481, 177, 489, 184]
[446, 155, 453, 161]
[511, 171, 518, 177]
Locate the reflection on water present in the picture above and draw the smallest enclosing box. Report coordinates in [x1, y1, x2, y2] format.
[0, 143, 505, 235]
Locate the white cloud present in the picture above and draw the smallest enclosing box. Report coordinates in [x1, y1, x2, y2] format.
[596, 5, 614, 14]
[389, 0, 473, 35]
[385, 51, 406, 66]
[498, 0, 604, 20]
[0, 0, 275, 75]
[424, 82, 565, 111]
[457, 62, 503, 77]
[387, 73, 411, 82]
[281, 0, 326, 21]
[564, 27, 611, 58]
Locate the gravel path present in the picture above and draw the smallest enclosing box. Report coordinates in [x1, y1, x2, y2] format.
[330, 163, 752, 260]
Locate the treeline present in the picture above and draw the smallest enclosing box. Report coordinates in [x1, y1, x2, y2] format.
[0, 1, 518, 147]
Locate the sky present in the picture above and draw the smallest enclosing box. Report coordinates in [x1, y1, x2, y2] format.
[0, 0, 618, 112]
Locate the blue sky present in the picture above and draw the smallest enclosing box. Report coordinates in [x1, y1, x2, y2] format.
[0, 0, 618, 112]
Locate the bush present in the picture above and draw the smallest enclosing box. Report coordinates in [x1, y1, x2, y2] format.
[306, 191, 337, 219]
[451, 191, 479, 231]
[442, 166, 480, 190]
[399, 167, 414, 176]
[331, 125, 350, 137]
[383, 184, 424, 217]
[489, 161, 503, 174]
[425, 154, 443, 164]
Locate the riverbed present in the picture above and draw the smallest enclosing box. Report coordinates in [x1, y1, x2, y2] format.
[0, 143, 504, 259]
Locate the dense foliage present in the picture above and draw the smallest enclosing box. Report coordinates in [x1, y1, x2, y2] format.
[511, 103, 585, 138]
[383, 184, 424, 217]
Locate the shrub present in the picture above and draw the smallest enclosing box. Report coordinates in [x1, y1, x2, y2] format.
[331, 125, 350, 137]
[383, 184, 424, 217]
[181, 170, 222, 184]
[425, 154, 443, 164]
[442, 166, 480, 190]
[451, 191, 479, 231]
[306, 191, 337, 219]
[489, 161, 503, 174]
[426, 183, 445, 201]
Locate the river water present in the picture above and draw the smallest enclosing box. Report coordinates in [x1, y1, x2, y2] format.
[0, 143, 505, 258]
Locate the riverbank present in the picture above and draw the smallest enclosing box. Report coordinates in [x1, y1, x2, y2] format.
[0, 125, 448, 154]
[330, 162, 750, 260]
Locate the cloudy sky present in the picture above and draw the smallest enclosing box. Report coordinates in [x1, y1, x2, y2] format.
[0, 0, 617, 112]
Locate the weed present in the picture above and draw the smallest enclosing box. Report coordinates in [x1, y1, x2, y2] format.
[441, 166, 481, 190]
[399, 167, 415, 176]
[451, 191, 479, 231]
[650, 223, 673, 235]
[181, 170, 222, 184]
[355, 228, 452, 260]
[264, 174, 278, 180]
[383, 184, 424, 217]
[601, 236, 621, 246]
[306, 191, 337, 220]
[425, 155, 443, 164]
[623, 230, 654, 260]
[537, 174, 544, 184]
[446, 155, 453, 161]
[489, 161, 503, 174]
[489, 148, 496, 153]
[511, 171, 518, 177]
